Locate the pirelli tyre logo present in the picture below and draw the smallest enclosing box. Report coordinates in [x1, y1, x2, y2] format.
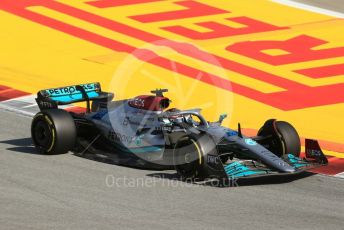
[2, 0, 343, 110]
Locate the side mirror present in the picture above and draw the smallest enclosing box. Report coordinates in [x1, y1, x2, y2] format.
[218, 113, 228, 124]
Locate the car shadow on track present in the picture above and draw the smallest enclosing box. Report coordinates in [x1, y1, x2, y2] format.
[73, 150, 170, 172]
[146, 171, 316, 187]
[235, 172, 315, 187]
[0, 137, 39, 154]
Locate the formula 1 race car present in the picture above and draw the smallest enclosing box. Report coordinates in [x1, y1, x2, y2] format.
[31, 82, 328, 185]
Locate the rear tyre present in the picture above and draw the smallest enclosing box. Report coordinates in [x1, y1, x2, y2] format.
[258, 119, 301, 157]
[31, 109, 76, 154]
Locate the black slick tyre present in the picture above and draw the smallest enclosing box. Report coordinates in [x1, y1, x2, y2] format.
[258, 120, 301, 157]
[31, 109, 76, 154]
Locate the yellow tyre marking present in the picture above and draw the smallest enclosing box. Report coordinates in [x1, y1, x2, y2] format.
[43, 115, 56, 153]
[190, 139, 202, 165]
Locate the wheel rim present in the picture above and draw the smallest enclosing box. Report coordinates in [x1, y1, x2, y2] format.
[174, 139, 201, 179]
[268, 138, 284, 157]
[33, 120, 52, 148]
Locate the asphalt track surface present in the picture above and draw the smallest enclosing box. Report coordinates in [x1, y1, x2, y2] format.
[1, 108, 344, 230]
[1, 1, 344, 230]
[294, 0, 344, 12]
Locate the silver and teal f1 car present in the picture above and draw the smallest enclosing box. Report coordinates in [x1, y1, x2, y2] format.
[31, 82, 328, 186]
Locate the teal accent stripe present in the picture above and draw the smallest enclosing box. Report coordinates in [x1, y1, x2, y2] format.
[116, 144, 162, 154]
[225, 161, 268, 178]
[49, 92, 99, 103]
[287, 154, 310, 169]
[130, 146, 163, 153]
[44, 83, 100, 103]
[231, 170, 267, 178]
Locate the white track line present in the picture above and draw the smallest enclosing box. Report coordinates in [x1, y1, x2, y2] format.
[22, 104, 38, 108]
[0, 94, 76, 116]
[334, 172, 344, 179]
[2, 94, 36, 103]
[0, 103, 35, 117]
[271, 0, 344, 18]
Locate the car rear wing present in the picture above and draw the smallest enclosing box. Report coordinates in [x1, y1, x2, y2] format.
[35, 82, 114, 112]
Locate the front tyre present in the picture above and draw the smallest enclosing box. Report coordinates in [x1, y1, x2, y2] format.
[31, 109, 76, 154]
[258, 119, 301, 157]
[173, 136, 203, 180]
